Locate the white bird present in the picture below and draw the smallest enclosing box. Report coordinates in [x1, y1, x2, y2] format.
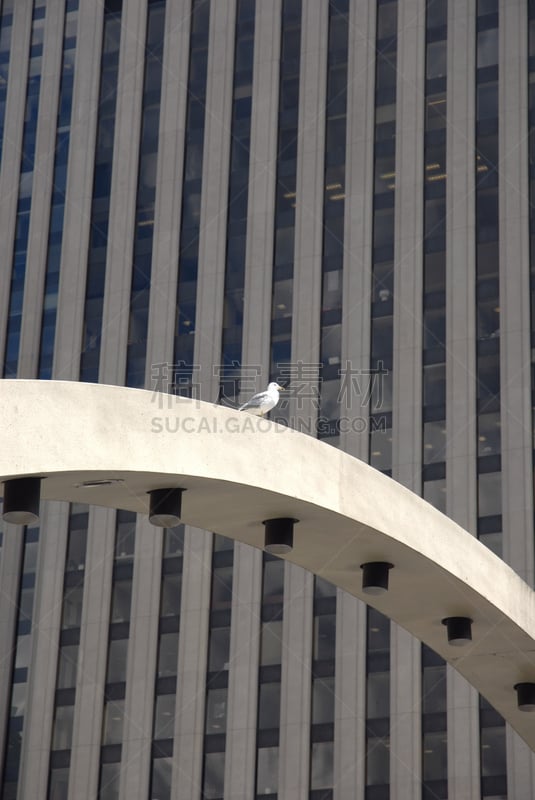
[238, 382, 284, 417]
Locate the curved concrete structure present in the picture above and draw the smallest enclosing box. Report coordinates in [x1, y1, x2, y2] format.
[2, 379, 535, 749]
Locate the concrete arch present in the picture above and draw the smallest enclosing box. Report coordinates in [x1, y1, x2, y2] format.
[2, 379, 535, 748]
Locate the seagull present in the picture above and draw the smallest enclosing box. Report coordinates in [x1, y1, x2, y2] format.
[238, 382, 284, 417]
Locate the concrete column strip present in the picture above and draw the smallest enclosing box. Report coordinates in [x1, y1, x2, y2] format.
[333, 592, 366, 800]
[0, 525, 25, 770]
[290, 0, 328, 424]
[240, 0, 281, 380]
[18, 502, 70, 799]
[172, 527, 213, 800]
[498, 0, 534, 584]
[498, 0, 535, 794]
[390, 0, 425, 797]
[68, 507, 116, 800]
[340, 0, 375, 460]
[144, 0, 192, 380]
[52, 0, 104, 380]
[193, 0, 237, 403]
[278, 563, 313, 799]
[445, 1, 480, 797]
[98, 0, 148, 386]
[223, 542, 262, 800]
[119, 519, 164, 800]
[0, 2, 33, 366]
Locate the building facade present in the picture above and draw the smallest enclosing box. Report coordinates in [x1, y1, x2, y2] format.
[0, 0, 533, 798]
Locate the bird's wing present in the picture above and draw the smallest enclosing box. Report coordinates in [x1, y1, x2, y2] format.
[239, 391, 268, 410]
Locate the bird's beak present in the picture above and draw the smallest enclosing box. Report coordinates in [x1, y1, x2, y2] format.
[278, 385, 284, 390]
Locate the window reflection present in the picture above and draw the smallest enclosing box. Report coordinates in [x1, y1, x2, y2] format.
[310, 741, 333, 790]
[154, 694, 175, 740]
[258, 683, 281, 729]
[52, 705, 74, 750]
[257, 747, 279, 795]
[478, 472, 502, 517]
[203, 752, 225, 799]
[312, 677, 335, 724]
[206, 688, 227, 733]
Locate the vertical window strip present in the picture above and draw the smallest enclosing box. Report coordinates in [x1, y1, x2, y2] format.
[172, 0, 211, 391]
[0, 0, 16, 166]
[149, 526, 185, 800]
[37, 0, 79, 378]
[368, 0, 399, 477]
[269, 0, 303, 420]
[97, 512, 136, 797]
[421, 4, 448, 798]
[79, 1, 123, 382]
[309, 576, 336, 798]
[255, 555, 284, 798]
[317, 0, 349, 444]
[474, 2, 507, 795]
[475, 0, 502, 556]
[365, 4, 398, 795]
[202, 534, 234, 800]
[1, 526, 40, 800]
[365, 606, 390, 796]
[219, 0, 256, 404]
[2, 0, 47, 378]
[47, 504, 89, 793]
[125, 0, 167, 388]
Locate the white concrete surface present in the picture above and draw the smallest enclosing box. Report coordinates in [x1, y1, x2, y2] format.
[2, 379, 535, 751]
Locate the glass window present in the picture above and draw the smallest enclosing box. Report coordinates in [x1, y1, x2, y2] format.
[14, 635, 31, 670]
[423, 479, 446, 513]
[477, 28, 498, 68]
[423, 665, 446, 714]
[312, 677, 335, 724]
[110, 580, 132, 623]
[366, 738, 390, 785]
[150, 757, 172, 800]
[426, 41, 447, 79]
[49, 767, 69, 800]
[103, 699, 124, 745]
[154, 694, 175, 740]
[310, 741, 333, 790]
[62, 585, 83, 629]
[481, 726, 506, 776]
[260, 621, 282, 666]
[423, 363, 445, 407]
[160, 573, 182, 617]
[377, 2, 397, 38]
[423, 421, 446, 464]
[478, 472, 502, 517]
[115, 511, 136, 559]
[257, 747, 279, 795]
[423, 731, 447, 781]
[107, 638, 128, 684]
[478, 412, 501, 456]
[203, 752, 225, 799]
[367, 672, 390, 719]
[313, 615, 336, 661]
[208, 627, 230, 672]
[263, 560, 284, 603]
[66, 526, 87, 571]
[211, 567, 233, 609]
[258, 682, 281, 729]
[52, 705, 74, 750]
[206, 687, 227, 733]
[57, 644, 78, 689]
[157, 631, 179, 677]
[370, 428, 393, 471]
[477, 83, 498, 120]
[99, 763, 120, 800]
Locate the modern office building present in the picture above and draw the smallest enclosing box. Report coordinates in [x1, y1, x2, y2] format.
[0, 0, 533, 798]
